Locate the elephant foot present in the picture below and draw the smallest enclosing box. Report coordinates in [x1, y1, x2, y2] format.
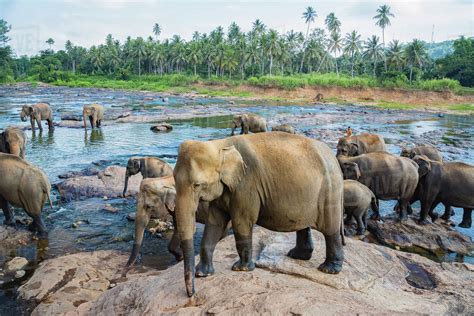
[459, 221, 472, 228]
[287, 246, 313, 260]
[231, 259, 255, 272]
[397, 214, 408, 222]
[37, 230, 48, 239]
[429, 212, 439, 223]
[195, 261, 214, 277]
[418, 218, 431, 225]
[318, 260, 342, 274]
[3, 219, 16, 227]
[170, 249, 184, 262]
[370, 212, 381, 221]
[356, 228, 365, 236]
[407, 205, 414, 215]
[441, 212, 451, 221]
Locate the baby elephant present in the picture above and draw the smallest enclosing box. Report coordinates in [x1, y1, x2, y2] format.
[400, 145, 443, 162]
[231, 114, 267, 136]
[123, 157, 174, 197]
[83, 104, 105, 129]
[412, 155, 474, 227]
[0, 127, 27, 159]
[0, 153, 52, 236]
[20, 103, 54, 132]
[272, 124, 295, 134]
[343, 180, 378, 235]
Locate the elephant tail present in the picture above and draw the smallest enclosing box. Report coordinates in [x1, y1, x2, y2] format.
[340, 195, 345, 246]
[47, 190, 53, 209]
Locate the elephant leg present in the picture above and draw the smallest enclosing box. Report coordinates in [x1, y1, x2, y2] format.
[0, 196, 15, 226]
[441, 205, 454, 221]
[195, 207, 230, 277]
[168, 215, 183, 261]
[428, 203, 439, 222]
[363, 212, 368, 230]
[47, 118, 54, 131]
[31, 213, 47, 238]
[459, 208, 472, 228]
[419, 197, 436, 225]
[355, 214, 365, 235]
[97, 120, 102, 128]
[89, 116, 94, 129]
[287, 227, 314, 260]
[397, 199, 409, 222]
[318, 231, 344, 274]
[30, 117, 35, 132]
[230, 214, 255, 272]
[36, 117, 43, 132]
[370, 199, 381, 220]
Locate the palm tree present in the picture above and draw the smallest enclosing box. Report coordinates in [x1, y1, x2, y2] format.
[266, 29, 280, 75]
[89, 46, 104, 73]
[153, 23, 161, 40]
[386, 40, 404, 71]
[363, 35, 384, 77]
[188, 41, 202, 76]
[221, 46, 237, 78]
[328, 31, 342, 75]
[299, 6, 317, 72]
[252, 19, 266, 38]
[46, 38, 54, 50]
[325, 13, 341, 35]
[343, 31, 362, 77]
[373, 5, 394, 47]
[132, 37, 147, 76]
[404, 39, 427, 83]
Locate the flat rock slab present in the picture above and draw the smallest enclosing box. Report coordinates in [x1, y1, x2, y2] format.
[56, 166, 142, 201]
[0, 226, 33, 249]
[83, 228, 473, 315]
[368, 216, 473, 258]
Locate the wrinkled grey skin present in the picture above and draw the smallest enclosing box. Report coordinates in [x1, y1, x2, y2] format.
[271, 124, 295, 134]
[83, 104, 105, 129]
[0, 127, 27, 159]
[400, 146, 443, 162]
[336, 133, 386, 157]
[123, 157, 174, 197]
[230, 114, 267, 136]
[0, 153, 52, 236]
[343, 180, 378, 235]
[338, 152, 419, 221]
[174, 132, 344, 297]
[412, 155, 474, 227]
[123, 177, 215, 274]
[20, 103, 54, 133]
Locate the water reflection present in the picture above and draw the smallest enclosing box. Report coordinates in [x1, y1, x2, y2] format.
[84, 129, 105, 145]
[30, 130, 55, 147]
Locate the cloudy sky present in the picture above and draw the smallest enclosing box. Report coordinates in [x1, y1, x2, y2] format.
[1, 0, 473, 56]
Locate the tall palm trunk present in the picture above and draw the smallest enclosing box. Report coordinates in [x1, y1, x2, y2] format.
[299, 23, 311, 73]
[269, 53, 273, 76]
[138, 56, 141, 76]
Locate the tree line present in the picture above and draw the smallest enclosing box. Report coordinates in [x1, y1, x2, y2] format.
[1, 5, 473, 87]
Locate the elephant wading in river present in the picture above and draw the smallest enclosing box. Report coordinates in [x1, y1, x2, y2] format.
[230, 114, 267, 136]
[336, 133, 386, 157]
[338, 152, 419, 221]
[343, 180, 378, 235]
[412, 155, 474, 227]
[0, 127, 27, 159]
[123, 157, 174, 197]
[20, 103, 54, 133]
[124, 176, 215, 273]
[83, 104, 105, 129]
[0, 153, 52, 236]
[174, 132, 344, 297]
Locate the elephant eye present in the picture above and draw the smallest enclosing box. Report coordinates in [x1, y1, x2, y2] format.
[193, 183, 201, 189]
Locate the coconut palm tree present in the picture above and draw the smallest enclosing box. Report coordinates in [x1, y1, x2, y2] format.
[299, 6, 317, 72]
[266, 29, 280, 75]
[373, 5, 394, 47]
[46, 38, 54, 50]
[363, 35, 384, 77]
[404, 39, 427, 83]
[343, 30, 362, 77]
[386, 40, 404, 71]
[188, 41, 202, 76]
[132, 37, 147, 76]
[325, 13, 341, 35]
[328, 31, 342, 75]
[153, 23, 161, 40]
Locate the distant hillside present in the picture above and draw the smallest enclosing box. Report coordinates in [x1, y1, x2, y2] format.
[425, 40, 455, 59]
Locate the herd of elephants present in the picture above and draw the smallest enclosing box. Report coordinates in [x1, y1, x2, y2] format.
[0, 101, 473, 297]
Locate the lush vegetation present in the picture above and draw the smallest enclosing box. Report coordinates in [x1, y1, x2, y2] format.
[1, 5, 473, 93]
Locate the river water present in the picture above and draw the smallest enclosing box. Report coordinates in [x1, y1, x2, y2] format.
[0, 85, 473, 313]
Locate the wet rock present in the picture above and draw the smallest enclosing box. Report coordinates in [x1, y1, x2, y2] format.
[71, 220, 89, 228]
[4, 257, 28, 273]
[15, 270, 26, 279]
[83, 228, 473, 315]
[367, 215, 473, 259]
[58, 166, 101, 179]
[18, 250, 158, 316]
[102, 204, 119, 213]
[150, 123, 173, 133]
[57, 166, 142, 202]
[126, 212, 136, 221]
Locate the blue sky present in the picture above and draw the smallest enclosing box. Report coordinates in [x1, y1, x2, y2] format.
[1, 0, 473, 56]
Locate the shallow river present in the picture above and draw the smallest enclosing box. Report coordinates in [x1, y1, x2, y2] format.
[0, 85, 473, 313]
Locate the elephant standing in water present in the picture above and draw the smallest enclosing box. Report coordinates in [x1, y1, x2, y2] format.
[174, 132, 344, 297]
[123, 157, 174, 197]
[0, 153, 52, 236]
[336, 133, 386, 157]
[230, 114, 267, 136]
[83, 104, 105, 129]
[20, 103, 54, 133]
[412, 155, 474, 227]
[0, 127, 27, 159]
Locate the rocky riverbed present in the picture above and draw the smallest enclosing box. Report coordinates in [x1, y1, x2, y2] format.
[0, 84, 473, 314]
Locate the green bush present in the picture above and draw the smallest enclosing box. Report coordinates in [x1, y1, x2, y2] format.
[415, 78, 461, 92]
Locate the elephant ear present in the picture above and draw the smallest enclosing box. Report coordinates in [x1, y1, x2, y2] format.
[349, 143, 359, 156]
[220, 146, 246, 192]
[414, 155, 431, 177]
[163, 186, 176, 213]
[343, 162, 361, 180]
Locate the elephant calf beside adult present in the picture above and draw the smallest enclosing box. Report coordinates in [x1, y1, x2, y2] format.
[336, 133, 386, 157]
[123, 157, 174, 197]
[174, 132, 344, 297]
[343, 180, 378, 235]
[20, 103, 54, 133]
[0, 153, 52, 236]
[230, 114, 267, 136]
[0, 127, 27, 159]
[83, 104, 105, 129]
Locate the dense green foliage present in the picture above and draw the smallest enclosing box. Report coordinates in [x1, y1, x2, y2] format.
[0, 6, 473, 89]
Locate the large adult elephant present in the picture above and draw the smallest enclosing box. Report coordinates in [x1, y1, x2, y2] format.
[20, 103, 54, 133]
[83, 104, 105, 129]
[230, 114, 267, 136]
[0, 153, 52, 236]
[338, 152, 419, 221]
[412, 155, 474, 227]
[174, 132, 344, 297]
[123, 157, 174, 197]
[0, 127, 27, 159]
[336, 133, 386, 157]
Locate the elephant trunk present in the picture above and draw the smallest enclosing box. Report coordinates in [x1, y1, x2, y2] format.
[175, 189, 197, 297]
[9, 143, 21, 158]
[123, 207, 150, 275]
[123, 172, 130, 197]
[83, 109, 87, 129]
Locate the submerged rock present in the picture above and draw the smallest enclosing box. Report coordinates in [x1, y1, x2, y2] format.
[4, 257, 28, 273]
[48, 228, 473, 315]
[368, 215, 473, 259]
